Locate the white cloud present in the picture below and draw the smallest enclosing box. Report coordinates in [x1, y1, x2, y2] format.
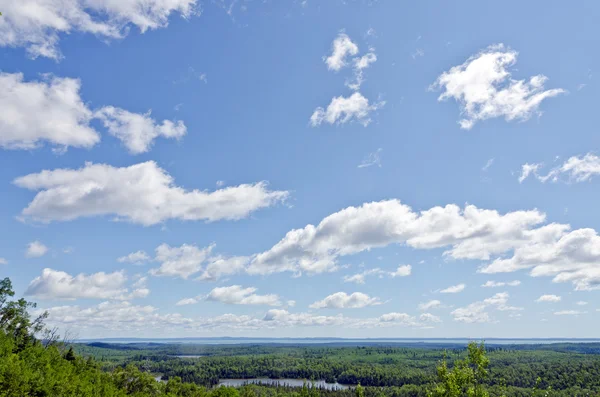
[347, 51, 377, 91]
[431, 44, 565, 129]
[0, 72, 189, 154]
[15, 161, 288, 226]
[536, 294, 561, 303]
[482, 158, 494, 172]
[95, 107, 186, 154]
[411, 48, 424, 59]
[390, 265, 412, 277]
[479, 227, 600, 291]
[519, 163, 542, 183]
[40, 301, 194, 335]
[481, 280, 521, 288]
[263, 309, 347, 327]
[418, 300, 441, 311]
[378, 312, 418, 324]
[26, 241, 48, 258]
[519, 154, 600, 184]
[150, 243, 214, 279]
[25, 268, 148, 300]
[247, 200, 547, 277]
[196, 255, 250, 281]
[324, 33, 359, 71]
[419, 313, 441, 323]
[343, 272, 371, 284]
[176, 297, 199, 306]
[358, 148, 382, 168]
[576, 301, 588, 306]
[451, 292, 521, 323]
[0, 258, 7, 265]
[243, 198, 600, 292]
[118, 250, 150, 265]
[309, 292, 381, 309]
[39, 304, 440, 335]
[207, 285, 281, 306]
[0, 0, 196, 60]
[0, 73, 98, 150]
[343, 265, 410, 284]
[554, 310, 586, 316]
[310, 92, 385, 127]
[440, 283, 465, 294]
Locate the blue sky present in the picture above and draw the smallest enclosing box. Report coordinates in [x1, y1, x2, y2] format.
[1, 0, 600, 338]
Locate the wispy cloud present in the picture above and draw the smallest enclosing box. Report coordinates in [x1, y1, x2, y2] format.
[358, 148, 383, 168]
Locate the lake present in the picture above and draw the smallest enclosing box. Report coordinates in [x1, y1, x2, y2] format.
[218, 378, 350, 390]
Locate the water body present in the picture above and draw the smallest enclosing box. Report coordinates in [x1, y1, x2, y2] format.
[78, 337, 600, 345]
[218, 378, 350, 390]
[172, 355, 206, 358]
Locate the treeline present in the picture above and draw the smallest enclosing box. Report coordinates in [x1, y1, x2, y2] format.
[101, 346, 600, 393]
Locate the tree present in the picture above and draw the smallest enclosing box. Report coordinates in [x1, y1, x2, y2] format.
[355, 383, 364, 397]
[65, 346, 76, 361]
[0, 277, 47, 350]
[428, 342, 491, 397]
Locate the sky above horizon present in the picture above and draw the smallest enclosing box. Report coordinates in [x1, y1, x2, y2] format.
[1, 0, 600, 339]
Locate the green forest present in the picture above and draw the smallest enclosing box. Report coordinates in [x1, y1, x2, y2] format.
[1, 277, 599, 397]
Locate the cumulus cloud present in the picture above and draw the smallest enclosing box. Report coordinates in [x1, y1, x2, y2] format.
[25, 268, 148, 300]
[310, 92, 385, 127]
[26, 241, 48, 258]
[14, 161, 288, 226]
[314, 33, 383, 127]
[207, 285, 281, 306]
[118, 250, 150, 265]
[196, 255, 250, 281]
[519, 153, 600, 184]
[0, 72, 185, 153]
[418, 300, 441, 311]
[451, 292, 521, 323]
[39, 304, 441, 335]
[536, 294, 561, 303]
[378, 312, 418, 325]
[419, 313, 442, 323]
[440, 283, 465, 294]
[0, 73, 98, 150]
[150, 243, 214, 279]
[0, 0, 196, 60]
[247, 200, 547, 276]
[431, 44, 565, 129]
[390, 265, 412, 277]
[479, 226, 600, 291]
[554, 310, 586, 316]
[324, 33, 359, 71]
[95, 107, 186, 154]
[481, 280, 521, 288]
[343, 265, 410, 284]
[309, 292, 381, 309]
[235, 198, 600, 292]
[176, 297, 199, 306]
[40, 301, 194, 335]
